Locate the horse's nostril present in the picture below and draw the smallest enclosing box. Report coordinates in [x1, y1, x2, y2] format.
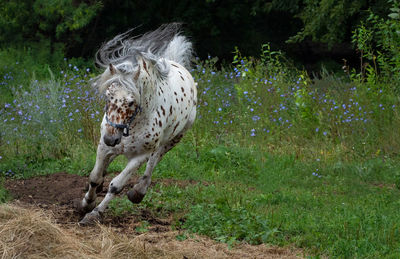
[103, 135, 121, 147]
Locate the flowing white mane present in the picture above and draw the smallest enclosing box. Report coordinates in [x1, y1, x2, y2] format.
[96, 23, 192, 70]
[93, 23, 193, 94]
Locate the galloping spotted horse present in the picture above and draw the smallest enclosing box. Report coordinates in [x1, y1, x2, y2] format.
[77, 24, 197, 225]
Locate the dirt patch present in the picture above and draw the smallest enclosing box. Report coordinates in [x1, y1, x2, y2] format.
[5, 172, 200, 206]
[3, 173, 304, 258]
[5, 172, 196, 230]
[6, 172, 87, 205]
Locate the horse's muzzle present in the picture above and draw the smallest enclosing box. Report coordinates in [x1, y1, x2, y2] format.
[103, 134, 121, 147]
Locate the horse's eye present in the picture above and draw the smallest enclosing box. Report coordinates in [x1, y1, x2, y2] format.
[128, 101, 134, 107]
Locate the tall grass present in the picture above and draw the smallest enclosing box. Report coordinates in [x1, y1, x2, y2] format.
[1, 43, 399, 169]
[192, 45, 400, 161]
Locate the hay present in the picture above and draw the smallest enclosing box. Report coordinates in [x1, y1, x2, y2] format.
[0, 204, 303, 258]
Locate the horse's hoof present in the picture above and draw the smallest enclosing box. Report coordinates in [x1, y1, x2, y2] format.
[73, 199, 96, 215]
[127, 189, 145, 204]
[78, 211, 102, 226]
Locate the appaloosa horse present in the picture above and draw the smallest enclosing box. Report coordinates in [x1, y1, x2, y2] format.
[78, 24, 197, 225]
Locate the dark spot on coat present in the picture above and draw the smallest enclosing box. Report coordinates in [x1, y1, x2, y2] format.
[143, 60, 149, 74]
[173, 122, 180, 133]
[161, 106, 165, 116]
[180, 76, 185, 81]
[134, 66, 140, 80]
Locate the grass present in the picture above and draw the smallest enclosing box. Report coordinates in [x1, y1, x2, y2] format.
[1, 45, 400, 258]
[107, 142, 400, 257]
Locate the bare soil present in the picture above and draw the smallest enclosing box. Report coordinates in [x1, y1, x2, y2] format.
[3, 172, 303, 258]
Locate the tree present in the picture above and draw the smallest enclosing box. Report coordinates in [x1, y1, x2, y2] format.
[286, 0, 392, 47]
[0, 0, 102, 52]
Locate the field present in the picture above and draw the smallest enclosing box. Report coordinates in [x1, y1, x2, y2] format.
[1, 45, 400, 258]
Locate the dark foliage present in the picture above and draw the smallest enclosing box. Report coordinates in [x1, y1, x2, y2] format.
[0, 0, 393, 65]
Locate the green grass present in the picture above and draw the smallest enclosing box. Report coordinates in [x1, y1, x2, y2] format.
[105, 142, 400, 258]
[1, 46, 400, 258]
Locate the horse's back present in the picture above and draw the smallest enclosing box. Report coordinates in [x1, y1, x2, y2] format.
[158, 60, 197, 142]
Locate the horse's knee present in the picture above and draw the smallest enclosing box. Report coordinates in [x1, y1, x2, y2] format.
[108, 181, 124, 195]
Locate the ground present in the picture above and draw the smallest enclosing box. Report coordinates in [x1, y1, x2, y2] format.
[2, 172, 303, 258]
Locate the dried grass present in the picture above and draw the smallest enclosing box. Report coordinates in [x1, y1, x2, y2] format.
[0, 204, 303, 258]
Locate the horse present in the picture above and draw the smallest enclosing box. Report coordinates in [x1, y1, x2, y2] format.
[77, 23, 197, 225]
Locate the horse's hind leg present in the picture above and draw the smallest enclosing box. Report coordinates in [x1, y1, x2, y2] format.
[127, 134, 184, 204]
[78, 145, 116, 214]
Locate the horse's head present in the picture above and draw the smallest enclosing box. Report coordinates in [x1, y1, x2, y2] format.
[101, 63, 141, 147]
[96, 55, 168, 147]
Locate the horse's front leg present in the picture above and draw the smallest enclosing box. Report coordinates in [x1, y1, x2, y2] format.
[77, 144, 116, 214]
[79, 153, 149, 225]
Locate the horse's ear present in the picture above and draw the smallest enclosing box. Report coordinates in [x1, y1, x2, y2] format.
[109, 64, 116, 75]
[136, 53, 169, 80]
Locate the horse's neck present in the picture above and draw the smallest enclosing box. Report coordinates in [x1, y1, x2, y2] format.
[136, 60, 167, 116]
[140, 77, 159, 114]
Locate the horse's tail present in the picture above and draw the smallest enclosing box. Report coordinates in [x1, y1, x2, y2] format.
[161, 27, 193, 69]
[95, 23, 193, 70]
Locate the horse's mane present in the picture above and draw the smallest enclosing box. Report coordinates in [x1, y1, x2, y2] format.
[95, 23, 193, 70]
